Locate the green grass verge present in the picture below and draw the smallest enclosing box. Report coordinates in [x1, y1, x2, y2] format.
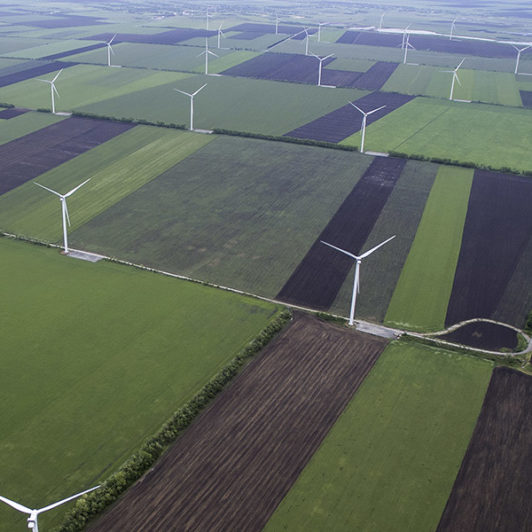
[0, 236, 279, 532]
[341, 96, 532, 174]
[69, 136, 373, 297]
[0, 126, 213, 242]
[0, 110, 65, 145]
[385, 165, 473, 331]
[330, 159, 439, 322]
[265, 340, 493, 532]
[0, 63, 191, 112]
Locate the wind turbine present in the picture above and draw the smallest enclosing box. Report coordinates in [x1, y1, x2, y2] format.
[303, 28, 311, 55]
[311, 53, 334, 86]
[275, 14, 280, 35]
[174, 83, 207, 131]
[106, 33, 117, 67]
[403, 33, 415, 64]
[441, 58, 465, 100]
[34, 178, 91, 254]
[320, 236, 396, 326]
[449, 18, 457, 40]
[217, 23, 224, 48]
[379, 13, 385, 31]
[400, 25, 411, 50]
[36, 69, 62, 115]
[317, 22, 328, 42]
[0, 485, 100, 532]
[199, 37, 218, 75]
[349, 102, 386, 154]
[512, 45, 530, 74]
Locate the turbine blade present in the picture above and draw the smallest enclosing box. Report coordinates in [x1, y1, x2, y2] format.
[454, 72, 462, 86]
[455, 58, 465, 70]
[366, 104, 386, 115]
[208, 50, 218, 57]
[324, 53, 335, 60]
[64, 177, 91, 197]
[52, 69, 63, 82]
[348, 102, 365, 115]
[108, 44, 115, 55]
[0, 495, 32, 514]
[198, 50, 206, 57]
[192, 83, 207, 96]
[320, 240, 357, 260]
[174, 89, 192, 97]
[108, 33, 117, 45]
[37, 78, 51, 84]
[53, 84, 59, 98]
[34, 182, 62, 197]
[37, 486, 100, 514]
[359, 235, 396, 259]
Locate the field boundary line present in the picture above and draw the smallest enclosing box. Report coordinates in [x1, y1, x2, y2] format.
[2, 232, 530, 356]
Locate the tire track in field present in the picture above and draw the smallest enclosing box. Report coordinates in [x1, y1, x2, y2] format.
[89, 313, 388, 532]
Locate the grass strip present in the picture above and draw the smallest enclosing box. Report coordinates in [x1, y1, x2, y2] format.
[384, 165, 473, 331]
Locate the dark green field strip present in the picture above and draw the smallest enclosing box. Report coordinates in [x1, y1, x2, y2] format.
[330, 159, 439, 322]
[70, 136, 372, 297]
[266, 341, 493, 532]
[0, 117, 135, 195]
[492, 234, 532, 328]
[277, 156, 406, 310]
[437, 368, 532, 532]
[445, 170, 532, 328]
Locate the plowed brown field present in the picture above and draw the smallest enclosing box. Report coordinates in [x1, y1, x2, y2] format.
[89, 313, 387, 532]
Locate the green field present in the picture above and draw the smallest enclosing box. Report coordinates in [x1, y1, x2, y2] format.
[76, 73, 364, 135]
[383, 64, 523, 106]
[385, 166, 473, 331]
[69, 136, 373, 296]
[0, 110, 65, 145]
[0, 126, 212, 241]
[0, 35, 46, 54]
[341, 97, 532, 174]
[0, 64, 191, 113]
[265, 340, 493, 532]
[330, 159, 439, 322]
[68, 42, 260, 74]
[0, 236, 279, 532]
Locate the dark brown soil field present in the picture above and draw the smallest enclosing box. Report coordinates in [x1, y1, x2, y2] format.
[285, 91, 413, 143]
[520, 90, 532, 108]
[440, 321, 518, 351]
[337, 31, 514, 58]
[41, 43, 107, 61]
[437, 367, 532, 532]
[277, 157, 405, 309]
[351, 62, 399, 90]
[0, 61, 77, 88]
[0, 107, 28, 119]
[84, 28, 216, 45]
[445, 170, 532, 329]
[89, 313, 387, 532]
[0, 117, 135, 195]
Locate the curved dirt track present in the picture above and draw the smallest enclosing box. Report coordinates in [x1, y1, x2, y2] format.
[89, 313, 388, 531]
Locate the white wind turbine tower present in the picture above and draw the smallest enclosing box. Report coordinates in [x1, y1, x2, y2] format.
[403, 33, 415, 64]
[349, 102, 386, 154]
[320, 236, 396, 326]
[217, 23, 224, 48]
[0, 485, 100, 532]
[512, 45, 530, 74]
[106, 33, 117, 66]
[317, 22, 328, 42]
[34, 178, 91, 254]
[199, 37, 218, 74]
[275, 14, 280, 34]
[311, 53, 334, 86]
[379, 13, 385, 31]
[174, 83, 207, 131]
[441, 58, 465, 100]
[449, 18, 457, 40]
[36, 69, 62, 115]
